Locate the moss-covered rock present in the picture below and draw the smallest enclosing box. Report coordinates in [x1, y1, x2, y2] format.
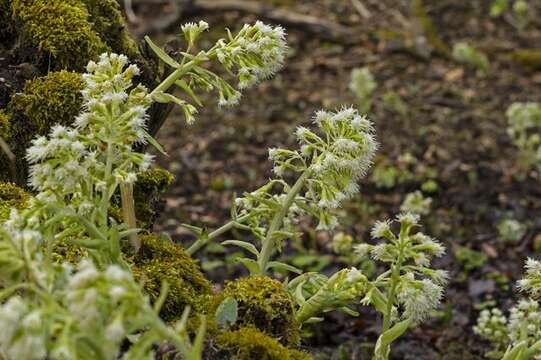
[126, 234, 212, 322]
[133, 168, 174, 229]
[7, 70, 84, 183]
[80, 0, 140, 59]
[0, 109, 11, 141]
[212, 276, 300, 346]
[216, 326, 312, 360]
[0, 182, 30, 220]
[9, 70, 84, 135]
[11, 0, 110, 71]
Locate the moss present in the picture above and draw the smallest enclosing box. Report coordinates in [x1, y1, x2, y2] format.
[10, 70, 84, 136]
[11, 0, 110, 71]
[216, 326, 312, 360]
[0, 109, 11, 141]
[511, 49, 541, 71]
[80, 0, 140, 59]
[126, 234, 212, 322]
[0, 182, 30, 220]
[212, 276, 300, 346]
[132, 168, 174, 229]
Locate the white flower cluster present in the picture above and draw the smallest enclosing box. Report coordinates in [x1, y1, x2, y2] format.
[358, 213, 447, 324]
[473, 308, 508, 349]
[475, 300, 541, 356]
[270, 107, 377, 230]
[0, 297, 46, 360]
[0, 236, 161, 359]
[474, 258, 541, 358]
[181, 20, 209, 44]
[215, 21, 287, 91]
[506, 102, 541, 169]
[518, 258, 541, 299]
[27, 53, 154, 203]
[508, 299, 541, 345]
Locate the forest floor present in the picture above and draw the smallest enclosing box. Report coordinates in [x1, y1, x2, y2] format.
[128, 0, 541, 358]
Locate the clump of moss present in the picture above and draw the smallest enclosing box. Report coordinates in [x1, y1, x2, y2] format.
[127, 234, 212, 322]
[133, 168, 174, 229]
[80, 0, 139, 59]
[9, 70, 84, 136]
[0, 182, 30, 220]
[0, 109, 11, 141]
[212, 276, 300, 346]
[11, 0, 110, 71]
[216, 326, 312, 360]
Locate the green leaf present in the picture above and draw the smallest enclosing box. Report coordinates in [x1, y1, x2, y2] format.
[180, 223, 204, 235]
[368, 288, 388, 314]
[267, 261, 302, 274]
[236, 258, 261, 275]
[175, 80, 203, 106]
[304, 317, 324, 324]
[221, 240, 259, 256]
[215, 297, 238, 328]
[144, 36, 181, 68]
[293, 279, 307, 305]
[380, 318, 412, 347]
[151, 91, 186, 106]
[502, 341, 527, 360]
[141, 129, 167, 155]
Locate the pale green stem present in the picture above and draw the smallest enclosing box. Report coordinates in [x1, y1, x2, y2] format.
[257, 171, 309, 275]
[187, 213, 251, 255]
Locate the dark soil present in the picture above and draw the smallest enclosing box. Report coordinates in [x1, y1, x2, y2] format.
[128, 0, 541, 358]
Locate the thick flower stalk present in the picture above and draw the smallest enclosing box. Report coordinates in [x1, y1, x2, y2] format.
[475, 258, 541, 360]
[355, 213, 448, 360]
[186, 107, 377, 276]
[146, 20, 287, 124]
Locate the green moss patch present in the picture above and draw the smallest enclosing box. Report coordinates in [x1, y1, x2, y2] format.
[216, 326, 312, 360]
[0, 182, 30, 220]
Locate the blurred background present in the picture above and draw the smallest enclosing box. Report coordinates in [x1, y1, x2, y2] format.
[122, 1, 541, 358]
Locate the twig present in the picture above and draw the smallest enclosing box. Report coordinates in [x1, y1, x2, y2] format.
[350, 0, 371, 19]
[120, 182, 140, 252]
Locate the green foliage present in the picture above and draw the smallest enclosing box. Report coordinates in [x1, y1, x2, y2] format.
[79, 0, 139, 58]
[474, 259, 541, 360]
[212, 276, 300, 346]
[511, 49, 541, 71]
[400, 190, 432, 216]
[349, 67, 376, 113]
[11, 0, 109, 70]
[455, 246, 487, 272]
[497, 218, 527, 243]
[216, 326, 312, 360]
[506, 102, 541, 171]
[0, 182, 30, 220]
[452, 42, 490, 74]
[10, 71, 84, 136]
[127, 234, 212, 322]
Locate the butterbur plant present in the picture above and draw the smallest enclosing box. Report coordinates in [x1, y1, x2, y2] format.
[354, 213, 448, 359]
[0, 19, 287, 359]
[349, 67, 377, 113]
[506, 102, 541, 171]
[474, 258, 541, 359]
[146, 20, 287, 124]
[185, 107, 377, 276]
